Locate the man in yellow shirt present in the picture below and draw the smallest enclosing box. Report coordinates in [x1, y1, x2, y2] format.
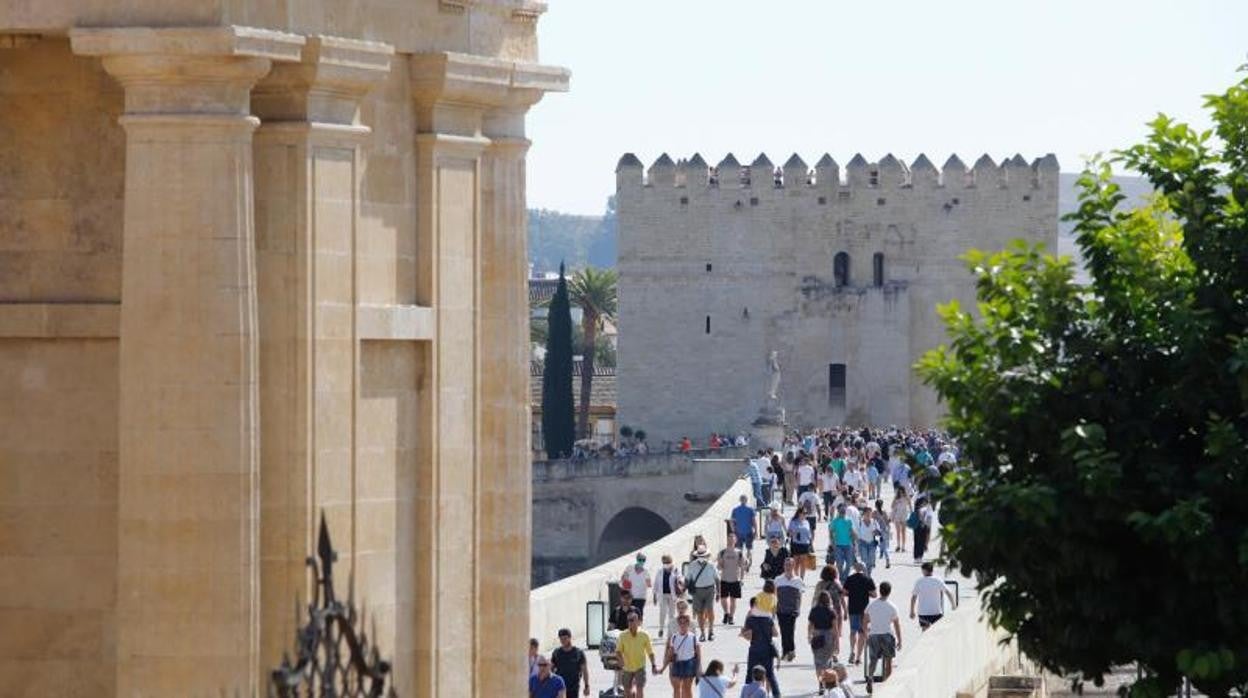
[616, 611, 656, 697]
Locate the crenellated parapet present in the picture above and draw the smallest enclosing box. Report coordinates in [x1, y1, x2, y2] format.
[616, 150, 1060, 193]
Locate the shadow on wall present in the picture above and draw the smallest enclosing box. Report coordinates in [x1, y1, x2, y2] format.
[593, 507, 673, 565]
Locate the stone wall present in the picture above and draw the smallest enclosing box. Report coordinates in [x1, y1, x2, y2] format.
[530, 479, 751, 647]
[531, 449, 747, 586]
[617, 153, 1059, 443]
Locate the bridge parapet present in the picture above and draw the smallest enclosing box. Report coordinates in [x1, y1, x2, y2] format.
[529, 479, 751, 646]
[533, 446, 748, 482]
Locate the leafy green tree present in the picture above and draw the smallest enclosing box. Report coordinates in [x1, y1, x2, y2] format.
[568, 266, 618, 439]
[919, 71, 1248, 696]
[541, 263, 576, 459]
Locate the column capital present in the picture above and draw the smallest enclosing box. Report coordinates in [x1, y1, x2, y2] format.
[253, 35, 395, 130]
[409, 51, 568, 138]
[70, 26, 305, 116]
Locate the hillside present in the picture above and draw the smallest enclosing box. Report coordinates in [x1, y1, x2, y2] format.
[529, 175, 1152, 274]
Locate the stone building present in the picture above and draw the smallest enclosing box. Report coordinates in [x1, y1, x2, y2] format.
[0, 2, 566, 696]
[617, 152, 1058, 443]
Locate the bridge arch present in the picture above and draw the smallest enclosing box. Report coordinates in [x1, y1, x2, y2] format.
[593, 506, 673, 565]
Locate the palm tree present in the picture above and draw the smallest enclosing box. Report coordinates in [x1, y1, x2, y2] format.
[567, 266, 618, 440]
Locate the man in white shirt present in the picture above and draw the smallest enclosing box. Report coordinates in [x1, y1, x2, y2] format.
[620, 554, 652, 620]
[796, 458, 816, 496]
[863, 581, 902, 687]
[910, 561, 955, 630]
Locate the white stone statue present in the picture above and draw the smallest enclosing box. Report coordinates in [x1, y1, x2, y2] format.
[767, 350, 781, 401]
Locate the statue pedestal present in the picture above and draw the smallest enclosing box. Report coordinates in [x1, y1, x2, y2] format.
[751, 402, 786, 451]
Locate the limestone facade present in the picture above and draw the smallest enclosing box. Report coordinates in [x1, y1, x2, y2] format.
[617, 152, 1058, 444]
[0, 3, 566, 696]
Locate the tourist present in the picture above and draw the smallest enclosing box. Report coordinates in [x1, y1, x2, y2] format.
[889, 449, 911, 494]
[621, 554, 652, 619]
[754, 580, 777, 615]
[807, 590, 837, 687]
[738, 599, 781, 698]
[910, 561, 956, 630]
[739, 665, 772, 698]
[766, 463, 780, 508]
[813, 565, 846, 662]
[680, 436, 692, 453]
[718, 533, 747, 625]
[890, 490, 911, 553]
[529, 637, 542, 679]
[550, 628, 590, 697]
[829, 505, 855, 579]
[873, 500, 891, 569]
[653, 554, 684, 639]
[731, 495, 756, 550]
[687, 545, 720, 641]
[689, 534, 709, 563]
[745, 456, 764, 506]
[863, 581, 902, 689]
[796, 456, 816, 497]
[656, 615, 701, 698]
[759, 536, 789, 582]
[912, 496, 933, 562]
[529, 655, 567, 698]
[610, 590, 635, 631]
[798, 484, 821, 529]
[696, 659, 739, 698]
[855, 509, 880, 577]
[617, 612, 656, 698]
[842, 562, 877, 665]
[774, 558, 805, 662]
[820, 462, 840, 519]
[763, 508, 786, 544]
[786, 509, 813, 578]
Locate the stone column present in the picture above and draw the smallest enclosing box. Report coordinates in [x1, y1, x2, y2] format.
[250, 34, 393, 678]
[70, 27, 303, 696]
[410, 52, 567, 697]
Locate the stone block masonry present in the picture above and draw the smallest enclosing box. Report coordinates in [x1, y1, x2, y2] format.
[617, 151, 1058, 444]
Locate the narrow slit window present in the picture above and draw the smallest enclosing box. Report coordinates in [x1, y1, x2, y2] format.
[833, 252, 850, 288]
[873, 253, 885, 287]
[705, 315, 711, 334]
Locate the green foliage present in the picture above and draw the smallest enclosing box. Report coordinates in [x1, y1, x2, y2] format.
[541, 264, 576, 459]
[529, 196, 617, 273]
[918, 70, 1248, 697]
[568, 266, 619, 438]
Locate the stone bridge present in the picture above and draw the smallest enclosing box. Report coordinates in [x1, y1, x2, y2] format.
[531, 447, 748, 586]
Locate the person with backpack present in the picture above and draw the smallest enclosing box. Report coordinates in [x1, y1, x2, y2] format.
[550, 628, 590, 697]
[911, 496, 933, 562]
[738, 598, 781, 698]
[687, 546, 720, 641]
[655, 615, 701, 698]
[653, 554, 685, 639]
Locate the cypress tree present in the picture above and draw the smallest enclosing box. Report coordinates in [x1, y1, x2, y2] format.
[542, 262, 576, 459]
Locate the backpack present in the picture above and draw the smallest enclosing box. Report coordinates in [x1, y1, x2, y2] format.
[906, 510, 919, 529]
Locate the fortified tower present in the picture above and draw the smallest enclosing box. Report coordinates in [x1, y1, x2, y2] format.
[617, 151, 1058, 443]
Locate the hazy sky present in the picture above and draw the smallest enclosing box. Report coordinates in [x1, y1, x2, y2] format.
[525, 0, 1247, 215]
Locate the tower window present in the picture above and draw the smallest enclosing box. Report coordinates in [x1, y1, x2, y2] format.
[705, 316, 711, 334]
[706, 263, 713, 272]
[833, 252, 850, 288]
[873, 253, 885, 287]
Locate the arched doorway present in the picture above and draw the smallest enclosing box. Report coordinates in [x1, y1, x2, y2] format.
[594, 507, 673, 565]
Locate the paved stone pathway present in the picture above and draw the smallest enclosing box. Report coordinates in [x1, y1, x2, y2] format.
[578, 486, 974, 697]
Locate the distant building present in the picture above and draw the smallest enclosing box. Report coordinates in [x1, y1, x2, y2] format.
[616, 151, 1059, 443]
[531, 358, 617, 453]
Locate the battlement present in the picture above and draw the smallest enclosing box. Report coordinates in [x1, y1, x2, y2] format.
[616, 151, 1059, 191]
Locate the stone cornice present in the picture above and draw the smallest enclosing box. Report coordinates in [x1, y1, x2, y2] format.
[69, 25, 305, 63]
[253, 35, 395, 126]
[409, 51, 569, 110]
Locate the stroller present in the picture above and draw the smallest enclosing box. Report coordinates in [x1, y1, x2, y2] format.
[597, 630, 624, 698]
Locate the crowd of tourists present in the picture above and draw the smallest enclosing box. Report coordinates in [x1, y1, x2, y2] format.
[528, 426, 960, 698]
